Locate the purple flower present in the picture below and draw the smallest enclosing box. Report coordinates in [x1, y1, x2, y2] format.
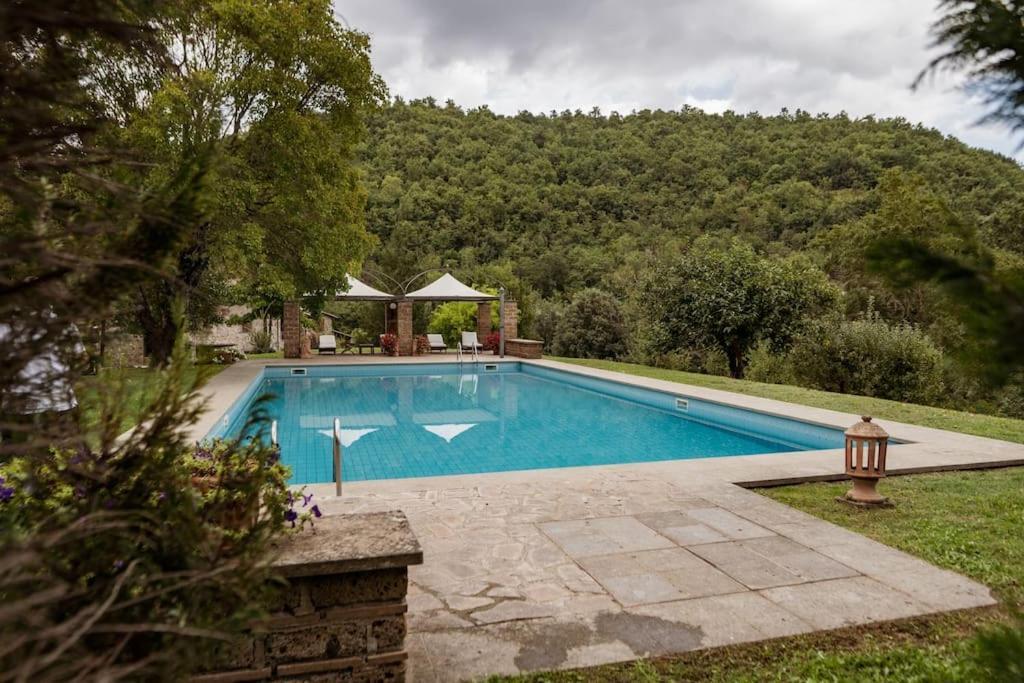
[284, 509, 298, 527]
[302, 493, 313, 508]
[112, 559, 125, 571]
[193, 446, 213, 460]
[0, 476, 13, 503]
[311, 504, 322, 518]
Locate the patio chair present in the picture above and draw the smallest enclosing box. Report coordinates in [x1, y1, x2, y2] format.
[460, 331, 483, 353]
[317, 334, 337, 355]
[426, 334, 447, 353]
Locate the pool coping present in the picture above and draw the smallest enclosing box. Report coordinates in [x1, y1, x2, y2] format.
[190, 354, 1024, 496]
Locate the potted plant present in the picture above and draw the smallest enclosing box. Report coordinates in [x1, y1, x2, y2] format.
[379, 333, 398, 356]
[186, 439, 318, 534]
[414, 334, 431, 354]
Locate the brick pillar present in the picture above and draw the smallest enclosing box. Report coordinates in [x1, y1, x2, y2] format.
[283, 300, 302, 359]
[476, 301, 492, 340]
[396, 300, 413, 356]
[502, 300, 518, 340]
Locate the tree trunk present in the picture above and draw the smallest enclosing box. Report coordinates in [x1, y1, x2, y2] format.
[727, 341, 746, 379]
[135, 222, 212, 366]
[137, 282, 179, 367]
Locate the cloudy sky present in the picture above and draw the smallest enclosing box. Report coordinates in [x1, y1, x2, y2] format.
[338, 0, 1020, 160]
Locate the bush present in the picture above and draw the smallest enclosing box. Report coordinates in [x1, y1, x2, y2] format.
[249, 329, 274, 354]
[790, 313, 945, 403]
[552, 289, 627, 359]
[427, 301, 498, 346]
[483, 331, 501, 351]
[532, 300, 564, 343]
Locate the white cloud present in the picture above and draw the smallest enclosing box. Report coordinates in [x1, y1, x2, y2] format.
[339, 0, 1021, 160]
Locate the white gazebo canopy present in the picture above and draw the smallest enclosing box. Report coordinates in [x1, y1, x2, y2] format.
[404, 273, 498, 301]
[333, 274, 395, 301]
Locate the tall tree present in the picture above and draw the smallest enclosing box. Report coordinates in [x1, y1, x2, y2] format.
[1, 2, 291, 679]
[874, 0, 1024, 381]
[106, 0, 386, 362]
[637, 240, 839, 378]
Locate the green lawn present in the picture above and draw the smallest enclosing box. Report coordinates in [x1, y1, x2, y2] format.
[492, 468, 1024, 682]
[549, 357, 1024, 444]
[78, 364, 225, 433]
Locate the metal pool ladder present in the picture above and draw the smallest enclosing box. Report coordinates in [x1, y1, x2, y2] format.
[332, 417, 343, 496]
[455, 342, 479, 365]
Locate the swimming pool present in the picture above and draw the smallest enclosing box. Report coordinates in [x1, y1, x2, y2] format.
[208, 362, 846, 484]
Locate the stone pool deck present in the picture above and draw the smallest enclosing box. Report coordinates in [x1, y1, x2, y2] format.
[195, 356, 1024, 681]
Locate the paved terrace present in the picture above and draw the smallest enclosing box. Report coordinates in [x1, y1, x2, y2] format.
[196, 356, 1024, 681]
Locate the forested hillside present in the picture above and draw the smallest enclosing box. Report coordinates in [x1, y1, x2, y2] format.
[359, 99, 1024, 292]
[355, 99, 1024, 415]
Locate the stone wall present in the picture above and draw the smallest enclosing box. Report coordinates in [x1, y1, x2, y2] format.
[396, 301, 413, 356]
[501, 301, 518, 341]
[476, 301, 492, 341]
[194, 512, 422, 682]
[191, 305, 281, 352]
[283, 301, 302, 359]
[104, 333, 146, 368]
[505, 338, 543, 359]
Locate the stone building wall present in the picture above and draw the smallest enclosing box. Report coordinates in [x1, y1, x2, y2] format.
[193, 512, 422, 682]
[190, 305, 281, 352]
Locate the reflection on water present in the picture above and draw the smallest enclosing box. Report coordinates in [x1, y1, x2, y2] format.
[235, 371, 797, 484]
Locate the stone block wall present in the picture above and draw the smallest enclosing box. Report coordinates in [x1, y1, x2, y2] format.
[283, 301, 302, 359]
[396, 301, 413, 356]
[476, 301, 492, 341]
[505, 338, 543, 359]
[502, 301, 518, 341]
[194, 512, 422, 683]
[105, 333, 146, 367]
[191, 305, 281, 352]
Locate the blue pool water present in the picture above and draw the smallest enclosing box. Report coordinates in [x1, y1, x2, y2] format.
[211, 363, 845, 484]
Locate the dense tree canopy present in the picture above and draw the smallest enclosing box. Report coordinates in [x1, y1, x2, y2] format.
[358, 99, 1024, 300]
[107, 0, 386, 362]
[636, 241, 838, 378]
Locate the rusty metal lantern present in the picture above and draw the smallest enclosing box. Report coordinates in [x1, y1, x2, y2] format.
[842, 416, 890, 506]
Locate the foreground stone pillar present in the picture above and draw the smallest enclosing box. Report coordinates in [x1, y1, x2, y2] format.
[476, 301, 492, 341]
[282, 300, 302, 359]
[502, 300, 518, 340]
[194, 512, 423, 682]
[396, 299, 413, 356]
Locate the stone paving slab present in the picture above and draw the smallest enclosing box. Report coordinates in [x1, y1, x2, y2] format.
[318, 474, 998, 682]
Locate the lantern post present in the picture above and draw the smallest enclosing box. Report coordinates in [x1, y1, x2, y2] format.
[840, 416, 891, 506]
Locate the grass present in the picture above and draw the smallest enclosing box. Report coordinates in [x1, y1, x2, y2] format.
[77, 364, 225, 434]
[764, 470, 1024, 605]
[491, 467, 1024, 682]
[549, 356, 1024, 444]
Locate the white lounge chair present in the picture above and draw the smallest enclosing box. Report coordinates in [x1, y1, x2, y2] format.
[318, 334, 337, 354]
[460, 331, 483, 353]
[426, 334, 447, 353]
